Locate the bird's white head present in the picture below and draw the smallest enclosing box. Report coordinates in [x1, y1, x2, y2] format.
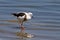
[28, 12, 33, 17]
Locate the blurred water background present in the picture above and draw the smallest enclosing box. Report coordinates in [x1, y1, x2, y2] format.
[0, 0, 60, 40]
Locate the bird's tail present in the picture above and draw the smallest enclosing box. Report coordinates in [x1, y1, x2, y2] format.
[12, 13, 18, 16]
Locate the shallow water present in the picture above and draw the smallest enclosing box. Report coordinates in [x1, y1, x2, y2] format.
[0, 0, 60, 40]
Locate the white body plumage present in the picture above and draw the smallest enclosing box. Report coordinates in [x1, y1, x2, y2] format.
[13, 12, 33, 23]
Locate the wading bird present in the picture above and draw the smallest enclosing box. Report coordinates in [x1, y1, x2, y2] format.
[12, 12, 33, 32]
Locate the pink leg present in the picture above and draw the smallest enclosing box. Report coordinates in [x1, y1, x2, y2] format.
[19, 23, 25, 32]
[21, 23, 25, 29]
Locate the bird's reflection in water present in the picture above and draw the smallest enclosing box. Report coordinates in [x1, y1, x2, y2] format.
[16, 29, 34, 40]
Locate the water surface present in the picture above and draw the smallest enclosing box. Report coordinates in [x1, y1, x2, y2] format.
[0, 0, 60, 40]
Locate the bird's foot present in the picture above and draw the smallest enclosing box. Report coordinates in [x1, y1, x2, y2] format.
[20, 27, 25, 30]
